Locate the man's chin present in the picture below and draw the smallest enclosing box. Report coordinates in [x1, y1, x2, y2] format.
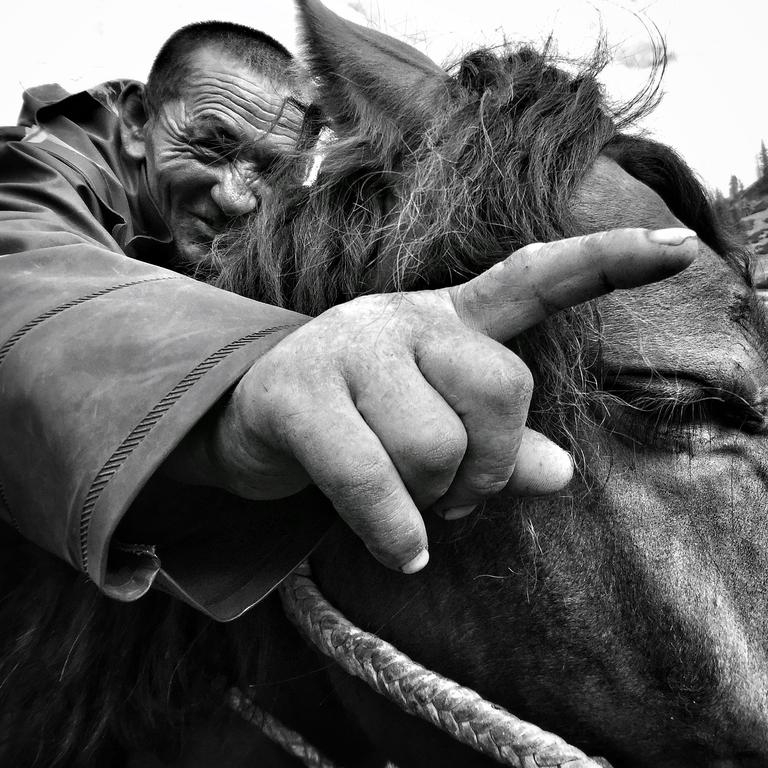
[172, 239, 219, 279]
[171, 214, 252, 279]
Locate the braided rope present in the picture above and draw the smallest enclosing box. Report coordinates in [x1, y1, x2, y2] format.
[228, 687, 341, 768]
[229, 688, 401, 768]
[279, 564, 613, 768]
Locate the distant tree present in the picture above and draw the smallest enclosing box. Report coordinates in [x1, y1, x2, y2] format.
[716, 184, 747, 235]
[760, 140, 768, 180]
[729, 174, 742, 199]
[715, 188, 732, 222]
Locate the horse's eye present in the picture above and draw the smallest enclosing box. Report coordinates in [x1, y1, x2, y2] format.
[601, 371, 766, 450]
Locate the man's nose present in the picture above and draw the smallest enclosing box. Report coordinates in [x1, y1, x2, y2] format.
[211, 167, 258, 217]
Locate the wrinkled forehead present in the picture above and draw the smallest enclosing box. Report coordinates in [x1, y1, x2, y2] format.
[179, 46, 304, 147]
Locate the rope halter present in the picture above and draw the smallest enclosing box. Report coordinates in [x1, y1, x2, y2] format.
[231, 563, 613, 768]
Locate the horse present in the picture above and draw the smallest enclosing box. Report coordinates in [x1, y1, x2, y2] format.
[1, 1, 766, 766]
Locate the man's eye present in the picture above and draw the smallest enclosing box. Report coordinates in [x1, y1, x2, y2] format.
[189, 138, 237, 162]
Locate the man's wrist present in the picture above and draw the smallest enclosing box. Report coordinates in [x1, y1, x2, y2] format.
[160, 395, 232, 488]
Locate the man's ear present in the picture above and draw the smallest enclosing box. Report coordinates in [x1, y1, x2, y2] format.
[117, 82, 149, 161]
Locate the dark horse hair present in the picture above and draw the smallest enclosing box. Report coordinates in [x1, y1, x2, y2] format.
[0, 45, 743, 766]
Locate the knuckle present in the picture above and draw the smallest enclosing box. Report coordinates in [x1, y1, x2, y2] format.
[402, 431, 467, 503]
[580, 229, 624, 261]
[406, 429, 467, 476]
[274, 402, 321, 440]
[504, 361, 534, 394]
[462, 467, 515, 499]
[484, 357, 534, 409]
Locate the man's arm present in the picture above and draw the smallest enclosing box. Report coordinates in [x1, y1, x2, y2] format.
[0, 137, 309, 612]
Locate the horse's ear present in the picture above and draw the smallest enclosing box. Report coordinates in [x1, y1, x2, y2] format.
[296, 0, 450, 138]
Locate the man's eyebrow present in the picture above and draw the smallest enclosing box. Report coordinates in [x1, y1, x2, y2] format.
[186, 117, 240, 143]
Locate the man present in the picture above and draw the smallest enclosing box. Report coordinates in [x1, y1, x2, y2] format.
[0, 22, 324, 619]
[0, 21, 696, 620]
[116, 25, 305, 273]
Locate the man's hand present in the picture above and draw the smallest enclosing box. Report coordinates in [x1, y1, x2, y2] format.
[169, 227, 697, 573]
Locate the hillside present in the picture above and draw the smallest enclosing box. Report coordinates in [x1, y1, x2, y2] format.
[739, 176, 768, 287]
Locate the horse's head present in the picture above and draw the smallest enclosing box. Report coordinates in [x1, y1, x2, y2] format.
[216, 3, 768, 766]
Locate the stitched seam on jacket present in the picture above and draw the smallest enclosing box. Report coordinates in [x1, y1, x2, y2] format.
[78, 325, 299, 572]
[0, 276, 179, 367]
[0, 276, 180, 530]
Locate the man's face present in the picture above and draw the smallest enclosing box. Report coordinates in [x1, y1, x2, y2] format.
[142, 47, 303, 268]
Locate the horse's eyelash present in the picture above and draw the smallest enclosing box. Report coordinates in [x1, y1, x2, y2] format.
[610, 384, 764, 439]
[601, 395, 720, 452]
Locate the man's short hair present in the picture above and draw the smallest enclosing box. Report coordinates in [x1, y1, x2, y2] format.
[145, 21, 294, 114]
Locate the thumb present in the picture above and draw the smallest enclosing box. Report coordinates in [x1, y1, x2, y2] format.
[505, 427, 574, 495]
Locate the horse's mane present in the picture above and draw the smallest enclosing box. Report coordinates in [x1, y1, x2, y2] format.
[215, 43, 744, 309]
[213, 42, 739, 453]
[216, 45, 628, 312]
[0, 43, 743, 767]
[0, 524, 263, 766]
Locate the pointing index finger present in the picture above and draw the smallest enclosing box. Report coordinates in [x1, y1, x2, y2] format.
[447, 227, 697, 342]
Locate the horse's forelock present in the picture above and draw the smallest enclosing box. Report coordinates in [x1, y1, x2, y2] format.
[213, 45, 628, 458]
[216, 46, 615, 304]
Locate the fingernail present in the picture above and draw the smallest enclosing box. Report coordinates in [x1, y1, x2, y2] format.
[646, 228, 697, 246]
[437, 504, 477, 521]
[400, 548, 429, 574]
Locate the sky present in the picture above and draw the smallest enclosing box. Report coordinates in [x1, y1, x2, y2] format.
[1, 0, 765, 194]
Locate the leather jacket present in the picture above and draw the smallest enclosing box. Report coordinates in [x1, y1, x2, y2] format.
[0, 82, 333, 620]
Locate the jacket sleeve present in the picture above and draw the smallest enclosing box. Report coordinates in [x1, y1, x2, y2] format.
[0, 138, 334, 621]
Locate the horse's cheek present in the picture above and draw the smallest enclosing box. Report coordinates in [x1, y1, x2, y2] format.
[597, 441, 768, 634]
[310, 434, 768, 760]
[585, 440, 768, 749]
[464, 446, 768, 760]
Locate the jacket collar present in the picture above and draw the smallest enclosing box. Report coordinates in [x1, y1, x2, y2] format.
[20, 81, 174, 260]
